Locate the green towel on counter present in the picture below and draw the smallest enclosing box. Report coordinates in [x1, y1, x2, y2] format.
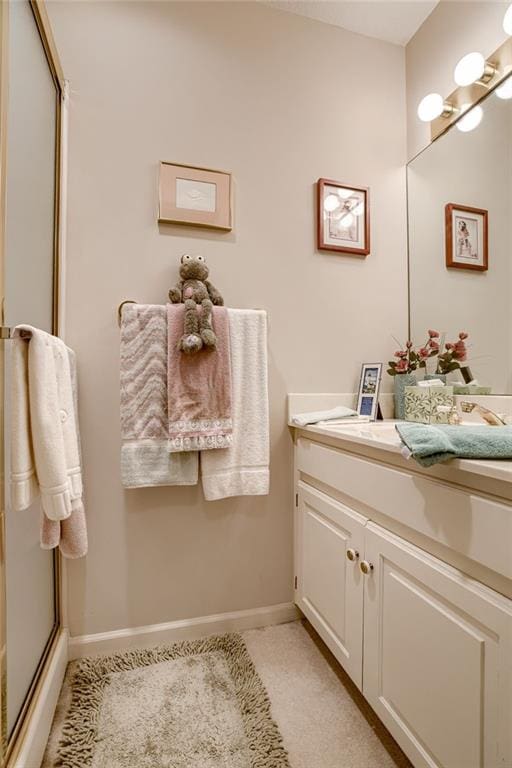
[395, 423, 512, 467]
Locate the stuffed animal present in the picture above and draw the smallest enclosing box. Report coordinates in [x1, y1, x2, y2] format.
[168, 254, 224, 354]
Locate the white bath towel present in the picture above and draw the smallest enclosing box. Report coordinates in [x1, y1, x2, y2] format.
[120, 304, 198, 487]
[40, 349, 88, 558]
[11, 326, 83, 521]
[201, 309, 269, 500]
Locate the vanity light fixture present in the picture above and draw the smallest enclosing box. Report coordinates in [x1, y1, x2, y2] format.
[504, 3, 512, 35]
[454, 52, 496, 87]
[456, 103, 483, 132]
[323, 193, 340, 212]
[496, 72, 512, 99]
[417, 93, 454, 122]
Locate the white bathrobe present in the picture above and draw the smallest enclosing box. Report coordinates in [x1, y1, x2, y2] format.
[10, 326, 87, 557]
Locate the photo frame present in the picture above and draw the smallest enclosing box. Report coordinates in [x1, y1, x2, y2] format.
[317, 178, 370, 255]
[356, 363, 382, 421]
[445, 203, 488, 271]
[159, 162, 233, 231]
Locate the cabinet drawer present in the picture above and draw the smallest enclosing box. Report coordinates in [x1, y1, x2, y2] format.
[296, 438, 512, 579]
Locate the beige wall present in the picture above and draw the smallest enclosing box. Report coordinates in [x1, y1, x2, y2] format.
[47, 1, 407, 637]
[406, 1, 509, 160]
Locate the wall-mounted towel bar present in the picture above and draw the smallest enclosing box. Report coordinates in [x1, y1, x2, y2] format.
[116, 301, 269, 328]
[0, 326, 32, 339]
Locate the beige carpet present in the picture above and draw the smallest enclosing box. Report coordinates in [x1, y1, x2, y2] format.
[43, 620, 411, 768]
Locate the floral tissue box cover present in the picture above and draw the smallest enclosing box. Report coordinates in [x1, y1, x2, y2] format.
[404, 386, 454, 424]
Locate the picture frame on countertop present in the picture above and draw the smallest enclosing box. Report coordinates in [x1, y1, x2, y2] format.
[356, 363, 382, 421]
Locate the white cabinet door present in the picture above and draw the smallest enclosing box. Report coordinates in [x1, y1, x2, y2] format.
[296, 481, 367, 689]
[362, 522, 512, 768]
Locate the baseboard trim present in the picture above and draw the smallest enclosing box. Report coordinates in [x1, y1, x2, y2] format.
[69, 602, 299, 660]
[11, 628, 68, 768]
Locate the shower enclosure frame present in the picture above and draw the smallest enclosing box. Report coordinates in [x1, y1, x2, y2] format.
[0, 1, 65, 764]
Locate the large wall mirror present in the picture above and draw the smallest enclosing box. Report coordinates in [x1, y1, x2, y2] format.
[408, 79, 512, 394]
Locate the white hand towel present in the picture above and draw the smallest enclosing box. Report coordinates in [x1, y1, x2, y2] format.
[201, 309, 269, 500]
[292, 405, 358, 426]
[10, 337, 38, 511]
[15, 326, 77, 521]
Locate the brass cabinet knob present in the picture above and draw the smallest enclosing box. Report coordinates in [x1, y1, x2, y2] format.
[360, 560, 374, 575]
[346, 548, 359, 562]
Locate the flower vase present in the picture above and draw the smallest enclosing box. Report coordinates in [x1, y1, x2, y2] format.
[394, 373, 416, 420]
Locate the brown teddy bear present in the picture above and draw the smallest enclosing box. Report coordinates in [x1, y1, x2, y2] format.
[168, 254, 224, 354]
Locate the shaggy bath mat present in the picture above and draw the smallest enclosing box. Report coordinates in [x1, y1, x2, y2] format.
[56, 633, 290, 768]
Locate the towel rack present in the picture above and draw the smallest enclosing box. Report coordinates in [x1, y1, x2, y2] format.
[0, 326, 32, 340]
[116, 301, 269, 329]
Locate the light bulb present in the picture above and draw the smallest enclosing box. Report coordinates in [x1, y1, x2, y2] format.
[339, 212, 354, 228]
[324, 194, 340, 212]
[504, 3, 512, 34]
[338, 188, 354, 200]
[456, 104, 483, 132]
[454, 52, 495, 86]
[417, 93, 444, 122]
[496, 75, 512, 99]
[352, 202, 364, 216]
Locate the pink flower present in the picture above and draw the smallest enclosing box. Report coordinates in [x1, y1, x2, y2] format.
[405, 341, 413, 349]
[445, 342, 454, 350]
[394, 350, 407, 358]
[396, 359, 409, 373]
[459, 332, 468, 340]
[453, 341, 467, 361]
[419, 347, 430, 359]
[428, 329, 440, 338]
[429, 340, 439, 351]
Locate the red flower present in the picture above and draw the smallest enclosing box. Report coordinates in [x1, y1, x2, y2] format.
[394, 350, 407, 358]
[459, 332, 468, 340]
[396, 359, 409, 372]
[428, 329, 440, 338]
[429, 340, 439, 351]
[419, 347, 430, 359]
[445, 342, 454, 350]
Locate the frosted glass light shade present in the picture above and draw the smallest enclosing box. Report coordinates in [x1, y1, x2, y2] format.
[417, 93, 444, 122]
[456, 104, 483, 132]
[324, 194, 340, 212]
[454, 52, 485, 86]
[496, 75, 512, 99]
[504, 4, 512, 35]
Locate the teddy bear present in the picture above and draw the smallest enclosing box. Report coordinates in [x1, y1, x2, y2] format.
[168, 254, 224, 354]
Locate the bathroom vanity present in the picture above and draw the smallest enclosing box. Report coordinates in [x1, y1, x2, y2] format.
[290, 405, 512, 768]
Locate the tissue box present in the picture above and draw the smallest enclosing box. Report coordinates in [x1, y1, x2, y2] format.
[404, 386, 454, 424]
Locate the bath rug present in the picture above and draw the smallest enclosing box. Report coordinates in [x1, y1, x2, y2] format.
[56, 633, 290, 768]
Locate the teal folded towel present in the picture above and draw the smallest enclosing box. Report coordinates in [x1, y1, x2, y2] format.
[396, 423, 512, 467]
[292, 406, 358, 427]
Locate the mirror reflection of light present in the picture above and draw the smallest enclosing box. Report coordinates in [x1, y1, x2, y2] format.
[339, 212, 354, 228]
[352, 202, 364, 216]
[324, 194, 340, 212]
[338, 188, 354, 200]
[456, 104, 483, 132]
[496, 75, 512, 99]
[504, 3, 512, 35]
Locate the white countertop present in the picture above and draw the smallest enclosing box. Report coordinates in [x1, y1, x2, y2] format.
[289, 418, 512, 485]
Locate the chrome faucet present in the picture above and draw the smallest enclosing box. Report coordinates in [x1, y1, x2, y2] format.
[460, 401, 507, 426]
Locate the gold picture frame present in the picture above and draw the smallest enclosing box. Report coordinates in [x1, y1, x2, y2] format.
[158, 162, 233, 231]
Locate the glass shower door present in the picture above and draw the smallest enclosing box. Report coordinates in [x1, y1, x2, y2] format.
[0, 0, 63, 759]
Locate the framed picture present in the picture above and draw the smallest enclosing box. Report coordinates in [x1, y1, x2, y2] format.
[356, 363, 382, 421]
[317, 178, 370, 255]
[445, 203, 488, 271]
[159, 162, 232, 231]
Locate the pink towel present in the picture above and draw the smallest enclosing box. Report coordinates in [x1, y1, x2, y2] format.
[167, 304, 232, 452]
